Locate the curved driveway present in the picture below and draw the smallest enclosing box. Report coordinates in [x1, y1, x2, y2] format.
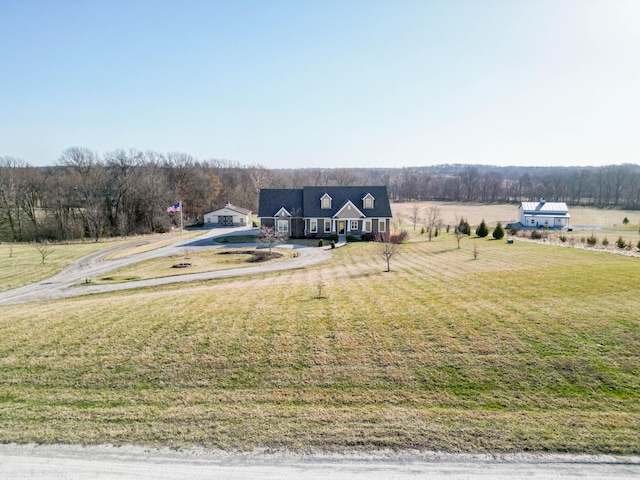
[0, 227, 331, 306]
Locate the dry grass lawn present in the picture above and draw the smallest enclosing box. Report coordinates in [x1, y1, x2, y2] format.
[94, 248, 293, 283]
[1, 230, 638, 453]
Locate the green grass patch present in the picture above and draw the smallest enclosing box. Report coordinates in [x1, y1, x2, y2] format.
[0, 233, 638, 452]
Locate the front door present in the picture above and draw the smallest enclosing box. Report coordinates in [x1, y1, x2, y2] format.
[338, 221, 345, 234]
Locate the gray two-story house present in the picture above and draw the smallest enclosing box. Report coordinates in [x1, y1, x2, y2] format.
[258, 186, 392, 238]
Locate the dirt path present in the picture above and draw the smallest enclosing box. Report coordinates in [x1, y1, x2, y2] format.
[0, 227, 331, 306]
[0, 444, 638, 479]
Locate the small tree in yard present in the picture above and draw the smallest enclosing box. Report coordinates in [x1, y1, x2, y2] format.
[475, 219, 489, 238]
[492, 222, 504, 240]
[375, 231, 403, 272]
[257, 225, 287, 254]
[34, 240, 54, 264]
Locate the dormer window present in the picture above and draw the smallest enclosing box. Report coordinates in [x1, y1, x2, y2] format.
[362, 193, 375, 209]
[321, 193, 332, 209]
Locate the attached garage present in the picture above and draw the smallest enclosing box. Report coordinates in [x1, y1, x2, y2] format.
[203, 203, 252, 227]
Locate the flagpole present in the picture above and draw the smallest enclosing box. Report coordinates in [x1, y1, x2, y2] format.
[179, 200, 184, 246]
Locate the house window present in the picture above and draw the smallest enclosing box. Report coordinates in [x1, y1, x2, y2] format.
[364, 220, 371, 232]
[350, 220, 359, 231]
[363, 194, 374, 209]
[310, 219, 317, 233]
[324, 219, 331, 232]
[277, 220, 288, 233]
[378, 219, 386, 232]
[321, 194, 332, 209]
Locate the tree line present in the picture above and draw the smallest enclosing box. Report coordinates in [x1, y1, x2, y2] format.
[1, 148, 639, 242]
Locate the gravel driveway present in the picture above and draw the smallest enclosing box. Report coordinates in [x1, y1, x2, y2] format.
[0, 227, 331, 306]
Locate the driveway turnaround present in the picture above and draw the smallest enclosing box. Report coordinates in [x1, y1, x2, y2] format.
[0, 227, 331, 306]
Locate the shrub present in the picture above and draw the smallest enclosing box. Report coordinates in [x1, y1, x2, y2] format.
[446, 225, 450, 233]
[457, 218, 471, 235]
[420, 227, 425, 235]
[318, 239, 324, 247]
[623, 217, 629, 225]
[331, 240, 336, 249]
[508, 227, 518, 235]
[360, 232, 376, 242]
[389, 229, 409, 244]
[434, 228, 439, 237]
[476, 219, 489, 238]
[616, 236, 626, 249]
[602, 236, 609, 246]
[530, 230, 542, 240]
[492, 222, 504, 240]
[345, 235, 356, 242]
[559, 234, 567, 243]
[329, 234, 339, 242]
[637, 239, 640, 250]
[587, 234, 597, 246]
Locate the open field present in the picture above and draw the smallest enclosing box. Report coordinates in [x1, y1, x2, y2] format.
[0, 230, 638, 453]
[392, 201, 640, 230]
[93, 248, 294, 284]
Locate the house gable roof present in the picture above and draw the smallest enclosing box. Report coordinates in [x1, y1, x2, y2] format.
[207, 203, 252, 216]
[258, 189, 304, 218]
[303, 186, 392, 218]
[333, 199, 365, 219]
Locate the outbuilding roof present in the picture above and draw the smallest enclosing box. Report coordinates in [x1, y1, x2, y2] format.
[520, 201, 570, 215]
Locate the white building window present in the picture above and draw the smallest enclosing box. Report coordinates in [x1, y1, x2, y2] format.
[277, 220, 288, 233]
[324, 219, 331, 232]
[350, 220, 359, 231]
[364, 220, 372, 232]
[378, 219, 386, 232]
[321, 194, 332, 209]
[310, 219, 317, 233]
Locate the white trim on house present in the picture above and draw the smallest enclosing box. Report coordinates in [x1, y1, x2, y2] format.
[333, 200, 365, 219]
[275, 207, 292, 217]
[321, 193, 332, 209]
[277, 219, 289, 233]
[364, 219, 372, 232]
[324, 219, 332, 233]
[362, 193, 375, 210]
[309, 218, 318, 233]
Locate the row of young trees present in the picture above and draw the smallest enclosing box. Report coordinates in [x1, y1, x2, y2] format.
[2, 147, 639, 242]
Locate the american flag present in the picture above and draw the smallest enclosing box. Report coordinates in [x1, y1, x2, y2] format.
[166, 202, 181, 213]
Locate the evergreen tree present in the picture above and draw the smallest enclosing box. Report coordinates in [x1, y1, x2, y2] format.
[493, 221, 504, 240]
[476, 219, 489, 237]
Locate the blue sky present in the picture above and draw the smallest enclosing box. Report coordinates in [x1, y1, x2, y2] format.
[1, 0, 639, 168]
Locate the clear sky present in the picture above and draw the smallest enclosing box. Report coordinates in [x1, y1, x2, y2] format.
[1, 0, 639, 168]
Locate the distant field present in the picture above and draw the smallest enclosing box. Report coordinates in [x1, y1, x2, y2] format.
[392, 201, 640, 229]
[1, 231, 638, 453]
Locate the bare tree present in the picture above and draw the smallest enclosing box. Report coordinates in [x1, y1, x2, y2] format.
[374, 232, 402, 272]
[454, 215, 463, 249]
[34, 240, 54, 264]
[410, 204, 421, 230]
[424, 205, 442, 241]
[257, 225, 287, 254]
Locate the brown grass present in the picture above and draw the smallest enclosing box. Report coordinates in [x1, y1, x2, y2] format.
[0, 231, 638, 452]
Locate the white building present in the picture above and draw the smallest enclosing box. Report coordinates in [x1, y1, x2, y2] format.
[519, 198, 570, 229]
[203, 203, 252, 227]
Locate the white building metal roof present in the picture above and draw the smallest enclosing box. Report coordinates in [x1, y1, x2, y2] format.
[520, 201, 570, 215]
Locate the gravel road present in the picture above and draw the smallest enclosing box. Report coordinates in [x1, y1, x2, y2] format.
[0, 227, 331, 306]
[1, 444, 639, 479]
